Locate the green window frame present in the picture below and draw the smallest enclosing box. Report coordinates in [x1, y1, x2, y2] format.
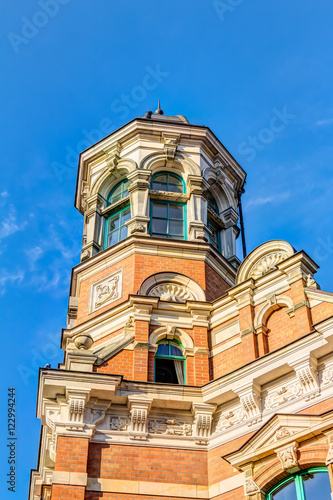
[266, 467, 331, 500]
[151, 172, 185, 193]
[206, 191, 219, 214]
[107, 179, 130, 205]
[154, 339, 186, 384]
[150, 200, 187, 240]
[208, 218, 220, 251]
[104, 205, 131, 249]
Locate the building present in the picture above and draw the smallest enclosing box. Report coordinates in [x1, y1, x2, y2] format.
[30, 108, 333, 500]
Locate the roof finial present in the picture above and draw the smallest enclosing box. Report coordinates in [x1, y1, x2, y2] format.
[154, 98, 163, 115]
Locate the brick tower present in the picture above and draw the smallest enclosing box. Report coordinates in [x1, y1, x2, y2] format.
[30, 109, 333, 500]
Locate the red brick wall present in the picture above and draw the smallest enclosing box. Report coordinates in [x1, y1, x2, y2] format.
[93, 349, 133, 378]
[311, 302, 333, 325]
[76, 253, 230, 325]
[87, 443, 208, 485]
[55, 436, 89, 472]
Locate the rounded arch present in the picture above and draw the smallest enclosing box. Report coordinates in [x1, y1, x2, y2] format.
[139, 151, 201, 176]
[254, 295, 294, 329]
[90, 158, 137, 201]
[151, 171, 186, 193]
[202, 167, 237, 214]
[149, 326, 194, 349]
[237, 240, 295, 284]
[139, 272, 206, 302]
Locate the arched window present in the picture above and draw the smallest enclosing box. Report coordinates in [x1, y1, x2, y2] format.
[107, 179, 130, 205]
[151, 172, 185, 193]
[155, 339, 185, 384]
[206, 191, 219, 214]
[267, 468, 331, 500]
[105, 179, 131, 249]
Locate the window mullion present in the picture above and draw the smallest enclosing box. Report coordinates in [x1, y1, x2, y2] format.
[295, 475, 305, 500]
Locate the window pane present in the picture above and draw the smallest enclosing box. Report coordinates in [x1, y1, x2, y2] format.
[168, 175, 182, 185]
[121, 208, 131, 224]
[154, 174, 168, 183]
[169, 234, 184, 240]
[109, 216, 120, 231]
[152, 203, 167, 218]
[169, 220, 183, 235]
[107, 231, 119, 247]
[168, 183, 183, 193]
[170, 344, 183, 357]
[156, 343, 169, 356]
[271, 480, 297, 500]
[110, 193, 121, 204]
[303, 472, 331, 499]
[153, 181, 167, 191]
[169, 205, 183, 219]
[112, 184, 122, 195]
[152, 218, 167, 234]
[120, 226, 128, 241]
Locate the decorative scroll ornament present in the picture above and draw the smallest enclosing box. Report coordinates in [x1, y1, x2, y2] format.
[148, 418, 192, 436]
[46, 410, 60, 462]
[149, 283, 194, 303]
[250, 252, 287, 279]
[276, 444, 298, 470]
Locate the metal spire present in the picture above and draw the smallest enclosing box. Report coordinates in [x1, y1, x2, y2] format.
[154, 98, 163, 115]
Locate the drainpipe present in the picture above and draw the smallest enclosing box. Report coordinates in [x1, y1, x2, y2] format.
[237, 188, 247, 259]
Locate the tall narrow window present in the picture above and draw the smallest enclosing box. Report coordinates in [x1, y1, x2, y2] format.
[266, 468, 331, 500]
[154, 340, 185, 384]
[105, 206, 131, 248]
[105, 179, 131, 249]
[150, 201, 186, 240]
[151, 172, 185, 193]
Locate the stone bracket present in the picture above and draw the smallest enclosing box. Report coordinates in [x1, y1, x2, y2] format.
[127, 396, 153, 441]
[192, 403, 216, 445]
[235, 382, 262, 427]
[275, 442, 299, 472]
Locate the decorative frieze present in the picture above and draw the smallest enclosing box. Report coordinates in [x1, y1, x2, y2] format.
[148, 418, 192, 436]
[110, 416, 130, 431]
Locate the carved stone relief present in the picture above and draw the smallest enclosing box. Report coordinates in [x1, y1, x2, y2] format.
[250, 252, 288, 280]
[149, 283, 194, 303]
[110, 416, 130, 431]
[276, 444, 298, 470]
[89, 269, 123, 313]
[148, 418, 192, 436]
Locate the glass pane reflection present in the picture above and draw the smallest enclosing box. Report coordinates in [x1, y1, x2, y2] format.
[271, 480, 297, 500]
[303, 472, 331, 499]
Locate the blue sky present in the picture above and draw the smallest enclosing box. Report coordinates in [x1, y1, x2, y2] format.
[1, 0, 333, 497]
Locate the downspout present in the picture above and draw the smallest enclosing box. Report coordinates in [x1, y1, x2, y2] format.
[237, 188, 247, 259]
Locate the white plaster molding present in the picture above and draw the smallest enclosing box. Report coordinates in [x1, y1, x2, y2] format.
[66, 389, 90, 431]
[149, 326, 194, 349]
[139, 272, 206, 302]
[237, 240, 294, 284]
[254, 294, 294, 328]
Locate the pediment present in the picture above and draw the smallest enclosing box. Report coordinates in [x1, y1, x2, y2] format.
[224, 413, 328, 468]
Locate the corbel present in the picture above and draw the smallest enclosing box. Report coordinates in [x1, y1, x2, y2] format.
[127, 396, 153, 440]
[274, 442, 299, 473]
[192, 403, 216, 445]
